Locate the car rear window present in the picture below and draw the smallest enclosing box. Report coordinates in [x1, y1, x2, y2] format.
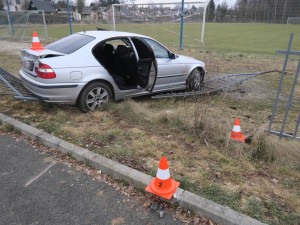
[46, 34, 95, 54]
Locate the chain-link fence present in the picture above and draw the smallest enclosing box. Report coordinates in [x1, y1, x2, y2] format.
[0, 10, 47, 42]
[106, 2, 206, 48]
[1, 1, 299, 54]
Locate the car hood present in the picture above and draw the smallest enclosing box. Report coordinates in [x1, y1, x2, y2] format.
[177, 54, 205, 66]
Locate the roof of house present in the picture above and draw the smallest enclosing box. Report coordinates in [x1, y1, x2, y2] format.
[81, 7, 92, 15]
[29, 0, 55, 13]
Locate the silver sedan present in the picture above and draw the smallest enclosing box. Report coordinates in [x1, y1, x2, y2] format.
[19, 31, 206, 112]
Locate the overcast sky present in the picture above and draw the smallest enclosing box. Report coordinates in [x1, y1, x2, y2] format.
[85, 0, 237, 8]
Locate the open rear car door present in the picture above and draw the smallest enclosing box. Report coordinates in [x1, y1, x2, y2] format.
[131, 37, 157, 92]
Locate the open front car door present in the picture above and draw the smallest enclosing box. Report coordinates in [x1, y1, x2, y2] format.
[131, 37, 157, 92]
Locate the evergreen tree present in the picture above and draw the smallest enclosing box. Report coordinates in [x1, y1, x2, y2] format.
[219, 1, 228, 21]
[206, 0, 215, 22]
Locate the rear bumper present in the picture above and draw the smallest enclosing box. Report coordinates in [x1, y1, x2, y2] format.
[19, 70, 85, 104]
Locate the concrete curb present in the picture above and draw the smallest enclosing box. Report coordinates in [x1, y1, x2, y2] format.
[0, 112, 266, 225]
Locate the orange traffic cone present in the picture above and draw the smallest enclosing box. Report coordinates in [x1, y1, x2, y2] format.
[145, 157, 180, 199]
[230, 118, 245, 142]
[29, 31, 45, 51]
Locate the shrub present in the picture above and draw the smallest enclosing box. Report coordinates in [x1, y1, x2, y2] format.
[250, 131, 276, 162]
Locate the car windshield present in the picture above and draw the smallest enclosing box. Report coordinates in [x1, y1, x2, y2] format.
[46, 34, 95, 54]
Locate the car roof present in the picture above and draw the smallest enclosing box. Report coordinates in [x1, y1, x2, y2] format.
[77, 30, 150, 41]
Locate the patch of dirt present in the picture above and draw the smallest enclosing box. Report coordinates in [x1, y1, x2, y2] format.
[0, 41, 31, 56]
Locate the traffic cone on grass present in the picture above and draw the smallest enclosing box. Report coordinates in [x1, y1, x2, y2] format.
[230, 118, 245, 142]
[29, 31, 45, 51]
[145, 157, 180, 199]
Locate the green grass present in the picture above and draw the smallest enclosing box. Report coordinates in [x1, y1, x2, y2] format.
[4, 22, 298, 55]
[41, 22, 300, 55]
[203, 23, 300, 54]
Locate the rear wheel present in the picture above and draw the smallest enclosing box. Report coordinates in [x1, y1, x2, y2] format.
[77, 82, 112, 112]
[187, 68, 205, 91]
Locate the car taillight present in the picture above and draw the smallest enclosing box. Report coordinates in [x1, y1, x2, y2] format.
[35, 63, 56, 79]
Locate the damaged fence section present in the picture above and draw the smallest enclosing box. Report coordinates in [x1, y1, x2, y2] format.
[267, 33, 300, 141]
[152, 70, 279, 99]
[0, 67, 39, 101]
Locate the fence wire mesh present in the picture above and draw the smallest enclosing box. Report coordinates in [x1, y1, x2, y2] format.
[0, 10, 47, 42]
[108, 2, 206, 48]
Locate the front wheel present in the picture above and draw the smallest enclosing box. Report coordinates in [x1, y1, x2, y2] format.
[77, 82, 112, 112]
[186, 68, 205, 91]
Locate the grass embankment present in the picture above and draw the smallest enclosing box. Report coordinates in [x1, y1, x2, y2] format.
[1, 49, 300, 224]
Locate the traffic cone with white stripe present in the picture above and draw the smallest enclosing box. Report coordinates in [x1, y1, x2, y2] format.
[145, 157, 180, 199]
[29, 31, 45, 51]
[230, 118, 245, 142]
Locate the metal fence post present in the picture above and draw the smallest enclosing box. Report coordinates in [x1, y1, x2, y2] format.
[5, 0, 14, 36]
[279, 60, 300, 137]
[67, 0, 72, 34]
[267, 33, 293, 133]
[179, 0, 185, 50]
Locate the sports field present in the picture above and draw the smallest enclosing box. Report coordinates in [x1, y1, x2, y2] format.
[5, 22, 298, 55]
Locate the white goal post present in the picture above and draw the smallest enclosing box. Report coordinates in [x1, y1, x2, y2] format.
[110, 1, 207, 48]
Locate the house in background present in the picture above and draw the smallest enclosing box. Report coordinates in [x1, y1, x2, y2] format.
[3, 0, 25, 11]
[81, 6, 98, 22]
[56, 8, 81, 21]
[28, 0, 55, 13]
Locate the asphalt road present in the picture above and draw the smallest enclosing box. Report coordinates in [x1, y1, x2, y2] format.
[0, 134, 183, 225]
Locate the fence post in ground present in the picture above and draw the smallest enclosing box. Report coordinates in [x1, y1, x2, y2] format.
[267, 34, 300, 140]
[179, 0, 185, 50]
[279, 60, 300, 137]
[67, 0, 72, 34]
[5, 0, 14, 36]
[267, 33, 293, 133]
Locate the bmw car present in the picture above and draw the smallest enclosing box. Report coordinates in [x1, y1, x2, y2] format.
[19, 31, 206, 112]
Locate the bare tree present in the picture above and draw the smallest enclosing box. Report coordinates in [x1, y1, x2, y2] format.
[219, 1, 228, 21]
[76, 0, 85, 13]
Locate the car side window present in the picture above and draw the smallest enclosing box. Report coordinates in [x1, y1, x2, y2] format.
[143, 38, 169, 58]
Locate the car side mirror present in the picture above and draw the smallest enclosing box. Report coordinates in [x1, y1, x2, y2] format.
[170, 53, 176, 60]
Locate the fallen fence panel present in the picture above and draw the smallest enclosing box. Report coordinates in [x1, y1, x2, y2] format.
[152, 70, 279, 99]
[267, 33, 300, 140]
[0, 67, 40, 101]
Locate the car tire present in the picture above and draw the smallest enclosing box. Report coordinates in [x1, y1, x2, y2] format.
[187, 68, 205, 91]
[77, 82, 112, 112]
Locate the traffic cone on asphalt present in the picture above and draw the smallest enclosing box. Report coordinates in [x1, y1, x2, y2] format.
[230, 118, 245, 142]
[145, 157, 180, 199]
[29, 31, 45, 51]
